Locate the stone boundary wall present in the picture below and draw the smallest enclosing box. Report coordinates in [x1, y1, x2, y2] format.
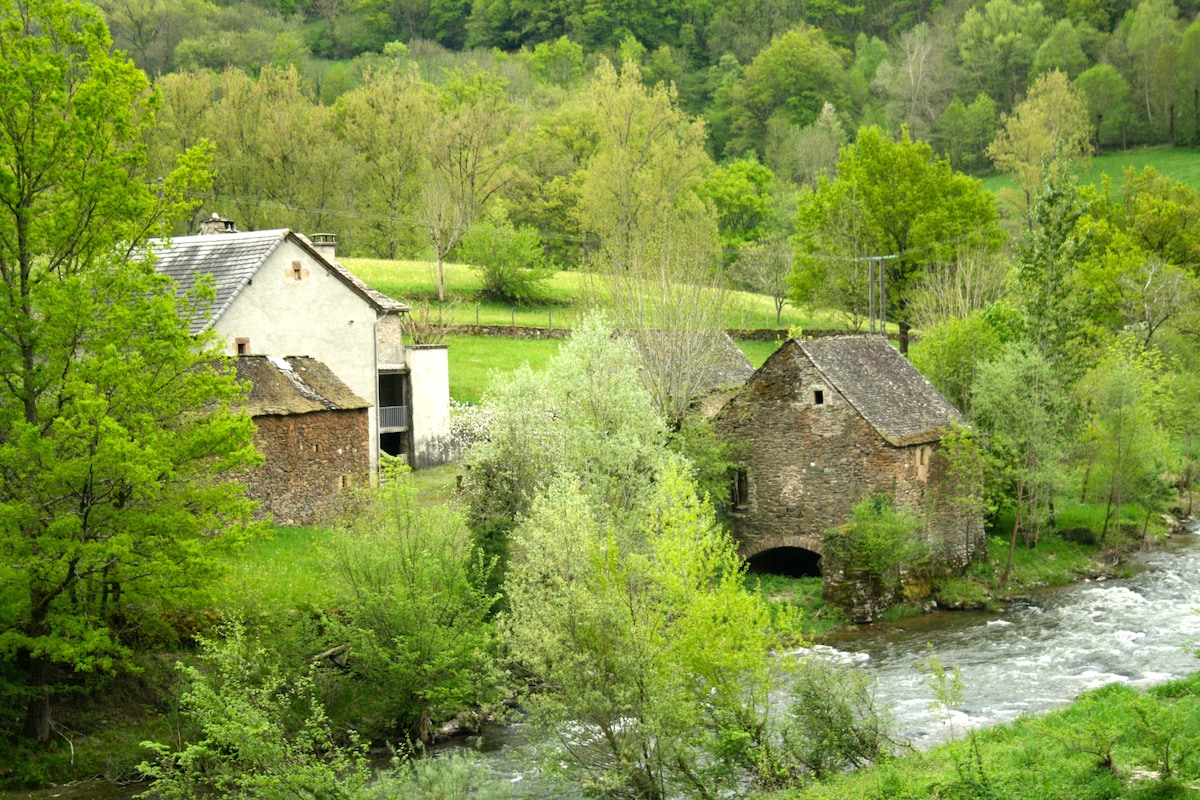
[444, 325, 907, 342]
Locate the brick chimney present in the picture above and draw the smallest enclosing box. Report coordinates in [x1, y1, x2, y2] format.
[311, 232, 336, 263]
[199, 212, 238, 235]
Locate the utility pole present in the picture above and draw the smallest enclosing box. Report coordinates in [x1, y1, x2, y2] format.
[856, 254, 897, 334]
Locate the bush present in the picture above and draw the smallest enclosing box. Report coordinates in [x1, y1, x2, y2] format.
[824, 496, 928, 595]
[456, 205, 552, 304]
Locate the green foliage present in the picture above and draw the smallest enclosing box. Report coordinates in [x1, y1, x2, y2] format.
[456, 203, 553, 304]
[323, 471, 500, 735]
[697, 156, 776, 254]
[784, 656, 898, 779]
[379, 751, 515, 799]
[461, 312, 667, 527]
[139, 619, 372, 799]
[0, 0, 257, 743]
[502, 461, 793, 799]
[823, 496, 928, 594]
[666, 415, 745, 508]
[792, 126, 1004, 350]
[909, 313, 1005, 415]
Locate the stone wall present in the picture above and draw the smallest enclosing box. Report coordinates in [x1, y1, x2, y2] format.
[238, 408, 369, 525]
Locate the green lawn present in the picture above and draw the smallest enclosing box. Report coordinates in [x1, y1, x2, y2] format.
[981, 144, 1200, 196]
[341, 257, 833, 332]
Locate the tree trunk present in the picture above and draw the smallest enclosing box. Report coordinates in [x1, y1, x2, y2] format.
[1170, 101, 1177, 147]
[898, 321, 910, 355]
[22, 654, 52, 743]
[1002, 482, 1024, 585]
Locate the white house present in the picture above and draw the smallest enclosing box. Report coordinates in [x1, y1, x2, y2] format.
[152, 217, 451, 472]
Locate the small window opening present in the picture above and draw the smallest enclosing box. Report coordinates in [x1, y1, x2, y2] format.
[731, 467, 750, 510]
[813, 389, 824, 406]
[235, 337, 249, 355]
[292, 260, 302, 280]
[312, 443, 320, 453]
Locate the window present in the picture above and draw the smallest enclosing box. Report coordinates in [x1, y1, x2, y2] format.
[235, 337, 249, 355]
[813, 389, 824, 406]
[292, 260, 302, 280]
[731, 467, 750, 510]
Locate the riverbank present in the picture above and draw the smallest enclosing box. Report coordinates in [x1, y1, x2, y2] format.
[757, 671, 1200, 800]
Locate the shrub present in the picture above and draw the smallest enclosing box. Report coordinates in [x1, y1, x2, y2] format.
[456, 205, 552, 305]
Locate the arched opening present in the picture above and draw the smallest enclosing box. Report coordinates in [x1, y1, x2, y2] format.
[745, 547, 822, 578]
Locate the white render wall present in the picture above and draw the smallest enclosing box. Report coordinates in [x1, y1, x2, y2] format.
[213, 239, 383, 471]
[406, 345, 451, 468]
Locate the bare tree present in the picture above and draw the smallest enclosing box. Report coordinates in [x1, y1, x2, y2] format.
[909, 248, 1011, 330]
[735, 233, 792, 324]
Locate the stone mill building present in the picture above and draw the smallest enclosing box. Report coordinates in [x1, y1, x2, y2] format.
[715, 335, 986, 581]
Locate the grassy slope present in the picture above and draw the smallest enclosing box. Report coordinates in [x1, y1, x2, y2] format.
[980, 145, 1200, 196]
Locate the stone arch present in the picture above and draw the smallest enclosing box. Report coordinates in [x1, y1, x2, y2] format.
[741, 534, 824, 578]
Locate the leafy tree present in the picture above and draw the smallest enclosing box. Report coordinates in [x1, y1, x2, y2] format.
[726, 26, 847, 158]
[910, 312, 1006, 416]
[502, 462, 788, 800]
[933, 93, 998, 174]
[823, 496, 928, 605]
[1076, 63, 1135, 151]
[204, 65, 348, 233]
[323, 468, 500, 738]
[577, 58, 713, 276]
[334, 63, 434, 259]
[956, 0, 1050, 109]
[1013, 164, 1094, 372]
[1077, 337, 1174, 543]
[792, 126, 1005, 352]
[971, 344, 1070, 577]
[0, 0, 257, 742]
[764, 100, 847, 187]
[1032, 18, 1089, 78]
[419, 66, 521, 302]
[696, 156, 776, 256]
[1124, 0, 1181, 139]
[455, 202, 552, 303]
[461, 313, 667, 528]
[987, 69, 1093, 225]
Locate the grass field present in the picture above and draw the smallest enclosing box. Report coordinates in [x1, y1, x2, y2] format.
[342, 257, 832, 331]
[980, 144, 1200, 196]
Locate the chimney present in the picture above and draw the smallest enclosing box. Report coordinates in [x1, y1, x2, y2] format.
[199, 212, 238, 235]
[311, 232, 336, 263]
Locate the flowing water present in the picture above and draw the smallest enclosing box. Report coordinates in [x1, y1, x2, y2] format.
[821, 530, 1200, 748]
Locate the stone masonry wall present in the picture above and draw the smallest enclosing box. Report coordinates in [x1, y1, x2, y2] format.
[239, 408, 369, 525]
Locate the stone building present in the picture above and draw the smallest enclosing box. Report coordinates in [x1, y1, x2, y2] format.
[152, 219, 451, 473]
[715, 335, 985, 580]
[233, 356, 370, 525]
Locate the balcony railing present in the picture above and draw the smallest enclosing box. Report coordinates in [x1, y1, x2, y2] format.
[378, 343, 406, 367]
[379, 405, 410, 431]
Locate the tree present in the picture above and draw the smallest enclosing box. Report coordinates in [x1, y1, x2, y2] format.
[696, 156, 776, 257]
[0, 0, 257, 742]
[418, 66, 521, 302]
[872, 22, 956, 141]
[1125, 0, 1181, 139]
[1032, 18, 1089, 79]
[1076, 64, 1134, 151]
[501, 462, 788, 800]
[933, 93, 998, 174]
[971, 344, 1070, 578]
[455, 202, 552, 304]
[334, 62, 434, 259]
[764, 100, 847, 188]
[956, 0, 1050, 109]
[726, 26, 847, 158]
[204, 66, 348, 234]
[577, 59, 713, 276]
[1077, 337, 1173, 543]
[792, 126, 1005, 352]
[736, 233, 793, 324]
[987, 69, 1093, 225]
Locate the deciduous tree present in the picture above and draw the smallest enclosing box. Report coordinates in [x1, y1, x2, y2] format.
[0, 0, 257, 742]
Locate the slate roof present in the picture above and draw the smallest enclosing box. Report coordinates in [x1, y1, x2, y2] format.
[234, 355, 370, 417]
[798, 335, 964, 447]
[150, 229, 408, 334]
